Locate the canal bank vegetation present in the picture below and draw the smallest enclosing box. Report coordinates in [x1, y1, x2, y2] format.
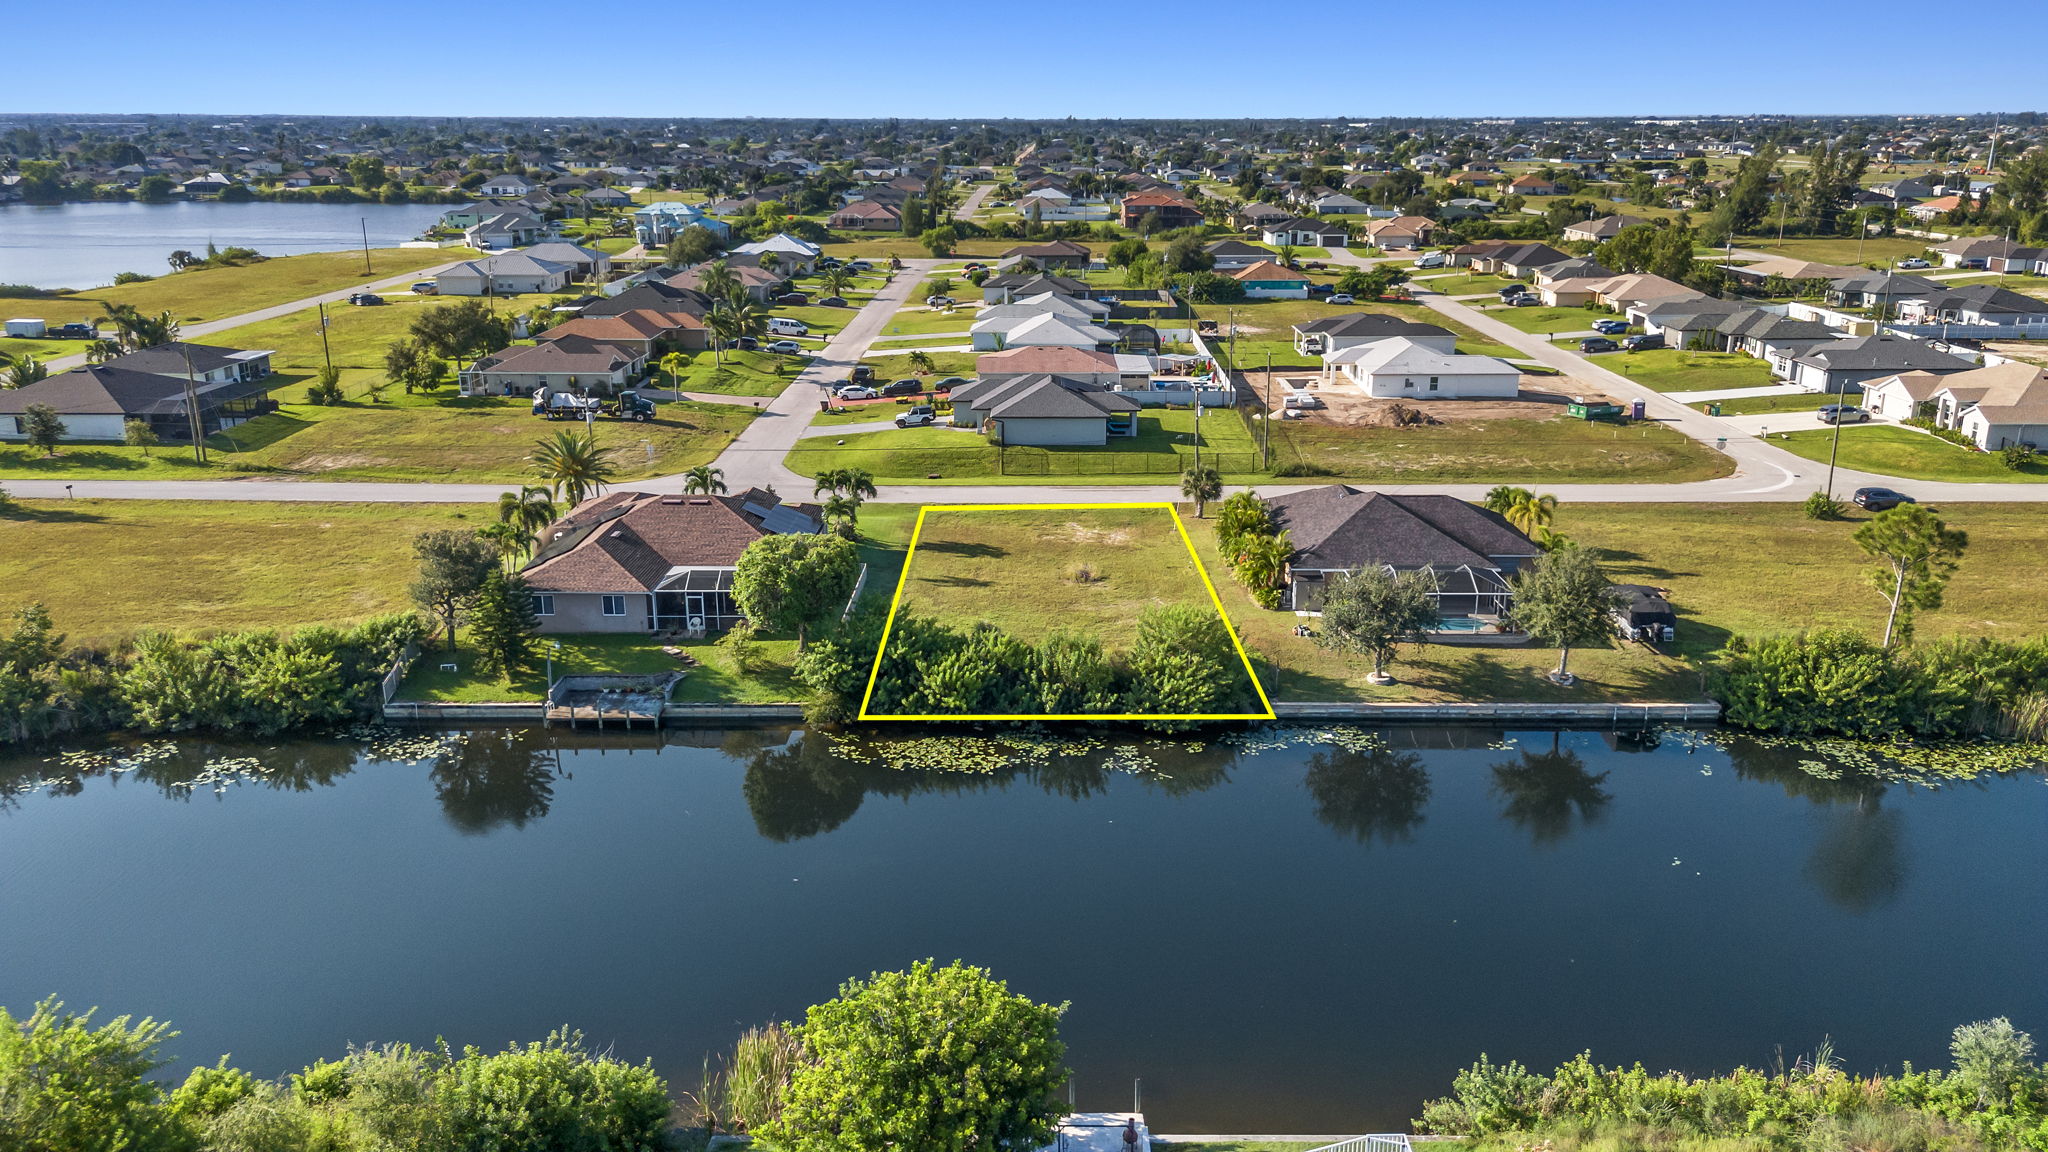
[0, 959, 1071, 1152]
[0, 602, 424, 745]
[1420, 1018, 2048, 1152]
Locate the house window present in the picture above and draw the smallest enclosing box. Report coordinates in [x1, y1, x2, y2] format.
[1429, 380, 1440, 392]
[601, 595, 628, 617]
[1403, 378, 1415, 389]
[531, 595, 554, 617]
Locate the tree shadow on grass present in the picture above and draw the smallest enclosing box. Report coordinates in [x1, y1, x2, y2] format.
[206, 411, 313, 453]
[920, 575, 993, 588]
[1, 448, 160, 473]
[917, 539, 1007, 559]
[0, 504, 106, 524]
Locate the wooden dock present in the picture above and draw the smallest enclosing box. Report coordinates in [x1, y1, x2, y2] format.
[544, 703, 662, 728]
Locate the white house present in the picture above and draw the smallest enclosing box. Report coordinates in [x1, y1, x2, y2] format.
[1331, 338, 1521, 399]
[730, 232, 822, 274]
[478, 174, 535, 197]
[463, 211, 550, 250]
[1925, 362, 2048, 450]
[971, 311, 1117, 352]
[437, 252, 574, 296]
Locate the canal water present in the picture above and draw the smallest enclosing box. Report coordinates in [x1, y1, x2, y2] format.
[0, 201, 453, 289]
[1, 725, 2042, 1132]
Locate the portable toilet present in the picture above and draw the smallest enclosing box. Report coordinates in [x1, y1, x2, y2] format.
[4, 318, 46, 338]
[1630, 399, 1646, 420]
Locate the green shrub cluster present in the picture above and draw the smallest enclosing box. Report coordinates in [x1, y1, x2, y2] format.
[1902, 417, 1978, 449]
[1715, 630, 2048, 739]
[0, 999, 672, 1152]
[0, 603, 426, 744]
[1419, 1019, 2047, 1152]
[796, 603, 1257, 719]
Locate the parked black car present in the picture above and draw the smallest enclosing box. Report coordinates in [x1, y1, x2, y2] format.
[848, 365, 875, 383]
[734, 336, 758, 351]
[881, 379, 923, 398]
[1853, 486, 1916, 511]
[1497, 285, 1530, 300]
[1580, 337, 1619, 353]
[817, 296, 848, 307]
[1622, 333, 1664, 351]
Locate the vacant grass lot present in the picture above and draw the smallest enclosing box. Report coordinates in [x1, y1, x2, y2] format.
[1415, 270, 1519, 296]
[0, 336, 94, 365]
[1733, 235, 1930, 267]
[1695, 390, 1851, 416]
[206, 290, 552, 396]
[0, 499, 476, 645]
[0, 391, 755, 483]
[893, 506, 1218, 648]
[22, 249, 475, 325]
[1773, 425, 2048, 483]
[1608, 349, 1777, 393]
[673, 349, 799, 397]
[1268, 415, 1733, 484]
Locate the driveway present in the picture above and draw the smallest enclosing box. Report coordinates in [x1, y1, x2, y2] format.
[953, 184, 996, 222]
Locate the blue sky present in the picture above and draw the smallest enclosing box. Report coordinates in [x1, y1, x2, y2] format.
[12, 0, 2045, 120]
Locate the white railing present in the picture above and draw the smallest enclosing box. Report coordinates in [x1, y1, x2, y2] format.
[1304, 1135, 1414, 1152]
[379, 641, 419, 706]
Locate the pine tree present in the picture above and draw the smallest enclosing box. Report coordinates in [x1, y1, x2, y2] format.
[468, 570, 540, 681]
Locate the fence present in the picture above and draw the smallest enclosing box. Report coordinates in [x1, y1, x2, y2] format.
[379, 641, 419, 706]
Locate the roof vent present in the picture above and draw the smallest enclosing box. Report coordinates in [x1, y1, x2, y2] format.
[609, 530, 625, 538]
[660, 495, 685, 504]
[687, 498, 712, 505]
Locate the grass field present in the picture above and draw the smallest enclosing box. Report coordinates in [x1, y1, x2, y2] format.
[1268, 414, 1733, 484]
[20, 249, 475, 325]
[1418, 271, 1522, 296]
[0, 499, 477, 646]
[1773, 425, 2048, 483]
[205, 290, 551, 396]
[1607, 350, 1777, 393]
[0, 336, 94, 365]
[672, 349, 800, 397]
[0, 391, 756, 483]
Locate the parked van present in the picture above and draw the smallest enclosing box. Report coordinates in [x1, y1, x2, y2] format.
[1415, 251, 1448, 269]
[767, 317, 809, 337]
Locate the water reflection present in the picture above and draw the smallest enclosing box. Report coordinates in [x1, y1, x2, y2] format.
[1303, 746, 1431, 844]
[1722, 742, 1911, 912]
[428, 729, 562, 834]
[1489, 736, 1612, 846]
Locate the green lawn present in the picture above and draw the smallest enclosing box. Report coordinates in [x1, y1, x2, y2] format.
[1773, 425, 2048, 483]
[1480, 304, 1607, 334]
[1607, 350, 1776, 393]
[1268, 413, 1733, 484]
[0, 391, 755, 483]
[397, 632, 805, 704]
[207, 291, 554, 397]
[1416, 271, 1518, 296]
[672, 349, 800, 397]
[1694, 389, 1854, 416]
[876, 306, 979, 337]
[787, 407, 1264, 482]
[0, 336, 94, 365]
[22, 248, 476, 324]
[0, 499, 478, 646]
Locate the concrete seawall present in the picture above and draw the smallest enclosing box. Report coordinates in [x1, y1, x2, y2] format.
[385, 700, 1720, 726]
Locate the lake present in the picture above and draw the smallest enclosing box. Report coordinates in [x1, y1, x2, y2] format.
[1, 725, 2042, 1133]
[0, 201, 453, 290]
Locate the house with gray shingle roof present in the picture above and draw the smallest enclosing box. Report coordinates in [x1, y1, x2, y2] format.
[1785, 334, 1975, 393]
[1265, 487, 1541, 621]
[946, 373, 1139, 445]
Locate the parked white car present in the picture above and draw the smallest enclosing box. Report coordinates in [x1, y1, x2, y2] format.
[836, 385, 879, 400]
[766, 340, 805, 354]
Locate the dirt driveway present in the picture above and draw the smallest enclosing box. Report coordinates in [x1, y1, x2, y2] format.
[1241, 369, 1619, 428]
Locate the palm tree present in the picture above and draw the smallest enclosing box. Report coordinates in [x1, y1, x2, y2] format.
[906, 350, 935, 375]
[820, 266, 853, 300]
[813, 468, 878, 501]
[4, 355, 48, 389]
[1181, 464, 1222, 518]
[698, 260, 740, 302]
[1504, 491, 1558, 538]
[683, 465, 727, 495]
[659, 351, 689, 399]
[529, 429, 617, 507]
[496, 485, 558, 538]
[479, 521, 529, 571]
[822, 493, 862, 539]
[706, 309, 738, 364]
[757, 251, 782, 276]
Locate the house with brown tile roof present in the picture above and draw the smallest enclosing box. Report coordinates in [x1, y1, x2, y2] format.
[1364, 215, 1438, 250]
[537, 310, 706, 357]
[975, 346, 1120, 387]
[1119, 190, 1203, 229]
[521, 490, 823, 635]
[828, 199, 902, 231]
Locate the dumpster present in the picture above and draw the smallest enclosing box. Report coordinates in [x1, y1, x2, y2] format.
[1566, 397, 1624, 421]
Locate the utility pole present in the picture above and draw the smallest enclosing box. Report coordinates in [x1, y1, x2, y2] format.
[317, 302, 333, 373]
[361, 216, 373, 276]
[1263, 350, 1273, 470]
[180, 344, 207, 464]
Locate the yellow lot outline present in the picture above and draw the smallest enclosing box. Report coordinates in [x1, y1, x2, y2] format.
[857, 502, 1277, 722]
